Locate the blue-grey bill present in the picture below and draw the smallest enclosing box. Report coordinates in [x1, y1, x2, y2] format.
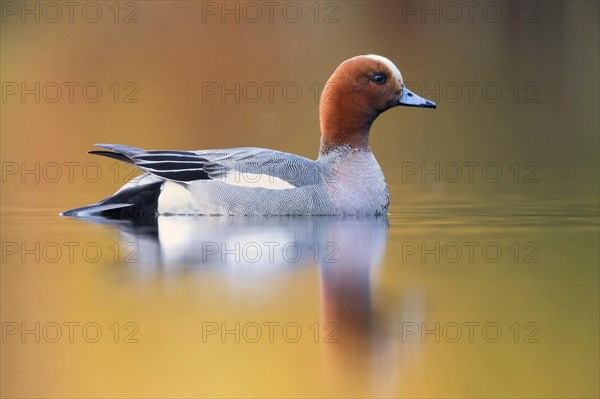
[398, 87, 436, 109]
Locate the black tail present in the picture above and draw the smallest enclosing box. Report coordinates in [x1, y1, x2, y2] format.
[61, 182, 163, 220]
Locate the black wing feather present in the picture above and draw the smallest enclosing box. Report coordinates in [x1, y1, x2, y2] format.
[88, 150, 134, 164]
[133, 155, 209, 162]
[148, 170, 210, 181]
[136, 161, 207, 170]
[89, 146, 213, 182]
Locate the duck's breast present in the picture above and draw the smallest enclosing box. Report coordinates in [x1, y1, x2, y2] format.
[321, 150, 389, 215]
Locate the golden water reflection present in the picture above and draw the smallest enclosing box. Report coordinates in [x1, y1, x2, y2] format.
[1, 202, 598, 397]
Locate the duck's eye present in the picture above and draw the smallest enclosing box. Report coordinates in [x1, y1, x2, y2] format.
[372, 73, 386, 85]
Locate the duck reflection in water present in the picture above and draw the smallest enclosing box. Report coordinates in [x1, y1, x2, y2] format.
[80, 214, 418, 393]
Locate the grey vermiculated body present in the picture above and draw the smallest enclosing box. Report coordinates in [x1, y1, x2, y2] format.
[184, 146, 389, 215]
[67, 144, 390, 216]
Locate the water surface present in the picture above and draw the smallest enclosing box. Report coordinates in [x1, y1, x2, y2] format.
[1, 197, 597, 398]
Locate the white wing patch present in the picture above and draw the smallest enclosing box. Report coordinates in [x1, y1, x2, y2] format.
[220, 171, 296, 190]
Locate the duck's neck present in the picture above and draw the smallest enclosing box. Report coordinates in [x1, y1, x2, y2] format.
[318, 100, 377, 156]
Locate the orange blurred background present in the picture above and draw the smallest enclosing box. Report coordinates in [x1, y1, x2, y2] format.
[1, 1, 598, 211]
[1, 1, 598, 398]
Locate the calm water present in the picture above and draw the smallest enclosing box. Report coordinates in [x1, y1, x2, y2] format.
[1, 194, 598, 398]
[1, 0, 598, 397]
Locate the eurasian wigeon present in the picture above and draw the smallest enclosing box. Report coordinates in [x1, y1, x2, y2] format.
[62, 54, 435, 217]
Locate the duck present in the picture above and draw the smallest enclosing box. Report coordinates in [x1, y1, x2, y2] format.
[62, 54, 435, 217]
